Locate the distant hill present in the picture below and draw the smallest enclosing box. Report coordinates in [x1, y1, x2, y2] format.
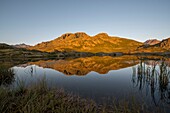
[12, 43, 32, 48]
[0, 43, 14, 49]
[155, 38, 170, 49]
[29, 32, 143, 53]
[137, 38, 170, 52]
[144, 39, 160, 45]
[0, 43, 49, 59]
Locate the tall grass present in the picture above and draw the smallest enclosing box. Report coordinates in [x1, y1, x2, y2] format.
[132, 60, 170, 107]
[0, 79, 97, 113]
[0, 65, 14, 86]
[0, 78, 159, 113]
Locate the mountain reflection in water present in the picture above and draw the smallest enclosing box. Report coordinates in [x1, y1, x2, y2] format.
[26, 56, 139, 75]
[1, 55, 170, 112]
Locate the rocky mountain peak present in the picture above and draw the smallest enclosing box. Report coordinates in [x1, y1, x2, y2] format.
[144, 39, 160, 45]
[95, 33, 109, 37]
[60, 33, 73, 39]
[74, 32, 89, 38]
[59, 32, 89, 39]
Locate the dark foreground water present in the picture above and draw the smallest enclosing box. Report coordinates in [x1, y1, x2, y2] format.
[1, 55, 170, 111]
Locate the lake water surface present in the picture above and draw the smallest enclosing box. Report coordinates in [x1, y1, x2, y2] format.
[1, 55, 170, 111]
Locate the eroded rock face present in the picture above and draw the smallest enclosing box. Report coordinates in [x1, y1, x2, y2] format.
[60, 33, 73, 39]
[75, 32, 89, 38]
[59, 32, 89, 39]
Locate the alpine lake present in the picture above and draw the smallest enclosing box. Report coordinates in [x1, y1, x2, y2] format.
[1, 55, 170, 112]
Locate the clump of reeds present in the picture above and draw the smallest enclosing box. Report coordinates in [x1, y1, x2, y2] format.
[0, 79, 97, 113]
[0, 65, 14, 86]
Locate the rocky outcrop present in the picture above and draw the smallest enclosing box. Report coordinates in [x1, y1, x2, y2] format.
[59, 32, 89, 39]
[158, 38, 170, 49]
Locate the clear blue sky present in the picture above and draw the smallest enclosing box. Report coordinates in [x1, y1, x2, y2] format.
[0, 0, 170, 45]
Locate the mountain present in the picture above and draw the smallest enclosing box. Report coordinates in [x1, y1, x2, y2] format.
[29, 32, 143, 53]
[144, 39, 160, 45]
[13, 43, 32, 48]
[155, 38, 170, 49]
[137, 38, 170, 52]
[0, 43, 49, 60]
[0, 43, 15, 49]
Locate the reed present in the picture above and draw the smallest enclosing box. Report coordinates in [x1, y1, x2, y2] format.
[0, 65, 14, 86]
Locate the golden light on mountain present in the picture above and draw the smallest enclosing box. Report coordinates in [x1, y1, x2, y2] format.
[28, 32, 143, 53]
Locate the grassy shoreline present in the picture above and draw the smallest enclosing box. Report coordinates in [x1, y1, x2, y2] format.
[0, 81, 153, 113]
[1, 74, 166, 113]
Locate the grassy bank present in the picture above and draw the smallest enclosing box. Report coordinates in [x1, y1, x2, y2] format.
[0, 65, 14, 86]
[0, 81, 97, 113]
[0, 80, 163, 113]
